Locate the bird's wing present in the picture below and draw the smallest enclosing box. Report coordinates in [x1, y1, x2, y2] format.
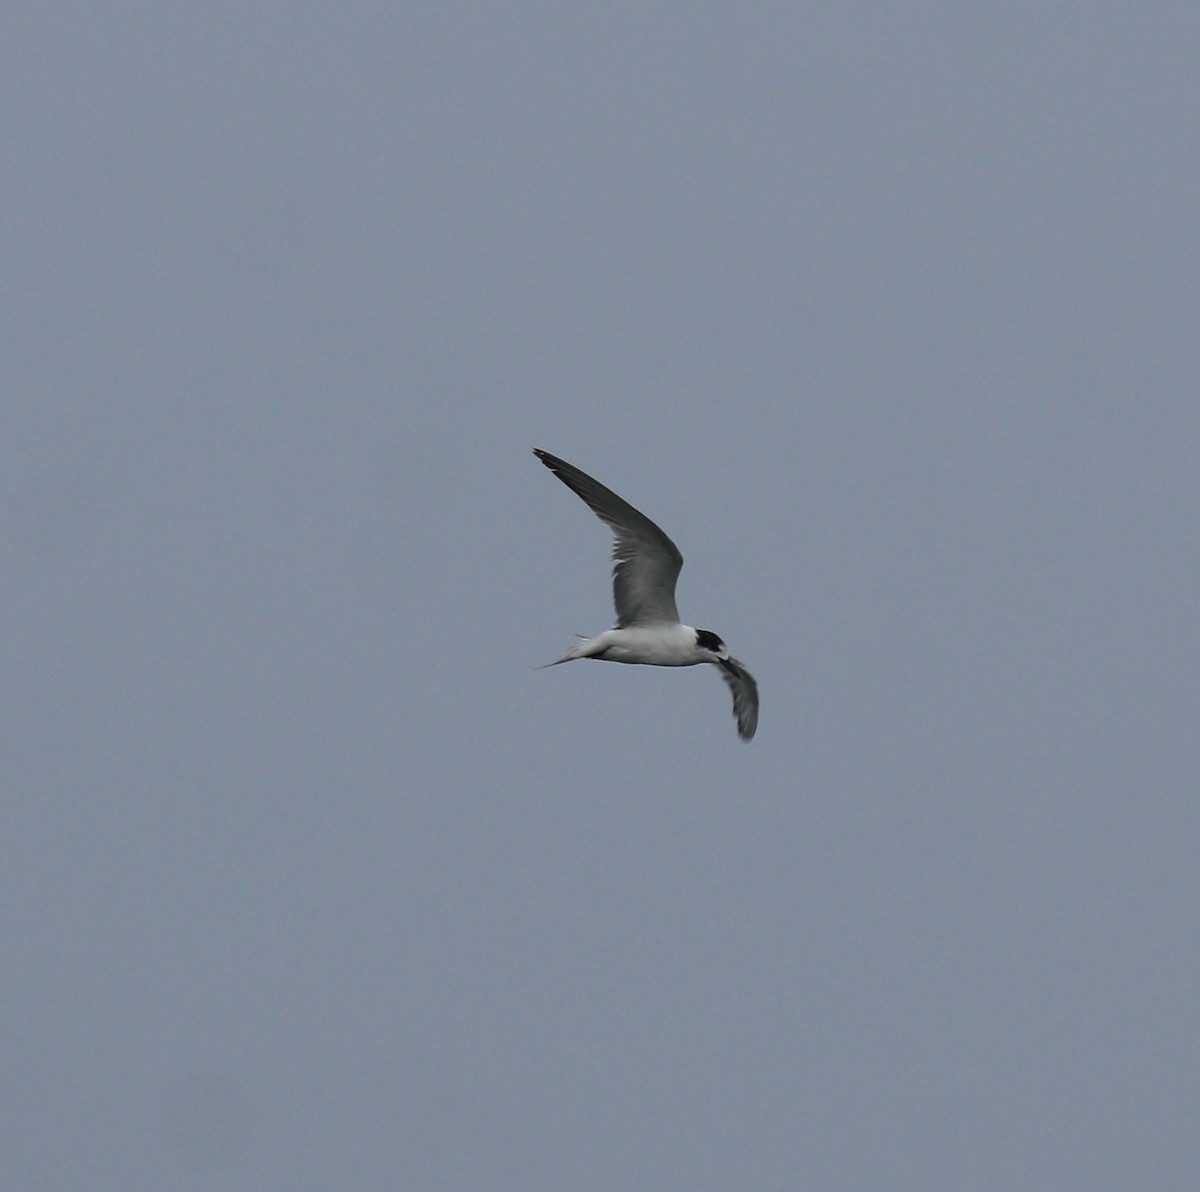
[717, 656, 759, 741]
[534, 449, 683, 627]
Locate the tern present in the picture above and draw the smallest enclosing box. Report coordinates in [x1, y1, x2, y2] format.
[534, 448, 758, 741]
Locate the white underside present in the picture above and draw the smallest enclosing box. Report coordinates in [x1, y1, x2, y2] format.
[578, 623, 708, 666]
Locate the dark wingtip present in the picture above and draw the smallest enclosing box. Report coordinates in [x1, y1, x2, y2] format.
[533, 448, 576, 480]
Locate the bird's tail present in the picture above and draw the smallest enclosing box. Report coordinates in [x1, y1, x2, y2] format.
[539, 635, 596, 668]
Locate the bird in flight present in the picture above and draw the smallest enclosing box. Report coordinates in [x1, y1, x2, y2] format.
[533, 448, 758, 740]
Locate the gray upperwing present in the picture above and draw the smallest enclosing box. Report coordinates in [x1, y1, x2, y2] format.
[534, 449, 683, 626]
[717, 657, 759, 741]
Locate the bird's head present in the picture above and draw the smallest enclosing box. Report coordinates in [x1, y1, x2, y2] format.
[694, 629, 729, 661]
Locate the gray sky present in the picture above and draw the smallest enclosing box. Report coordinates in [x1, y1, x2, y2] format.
[5, 4, 1198, 1189]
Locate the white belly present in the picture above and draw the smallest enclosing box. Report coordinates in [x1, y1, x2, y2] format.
[592, 624, 703, 666]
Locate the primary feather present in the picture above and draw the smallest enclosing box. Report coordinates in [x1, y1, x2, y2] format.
[533, 449, 683, 627]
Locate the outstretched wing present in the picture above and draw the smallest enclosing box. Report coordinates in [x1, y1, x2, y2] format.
[717, 656, 759, 741]
[534, 449, 683, 627]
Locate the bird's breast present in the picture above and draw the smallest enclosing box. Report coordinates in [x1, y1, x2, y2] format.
[597, 625, 703, 666]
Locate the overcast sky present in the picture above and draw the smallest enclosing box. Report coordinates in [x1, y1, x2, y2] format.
[4, 4, 1199, 1189]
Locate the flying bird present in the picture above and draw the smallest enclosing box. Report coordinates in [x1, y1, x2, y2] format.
[533, 448, 758, 740]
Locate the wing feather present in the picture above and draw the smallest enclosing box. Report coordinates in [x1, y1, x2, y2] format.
[717, 657, 759, 741]
[534, 449, 683, 626]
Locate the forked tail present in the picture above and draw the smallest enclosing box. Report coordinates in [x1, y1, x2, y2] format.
[540, 635, 596, 668]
